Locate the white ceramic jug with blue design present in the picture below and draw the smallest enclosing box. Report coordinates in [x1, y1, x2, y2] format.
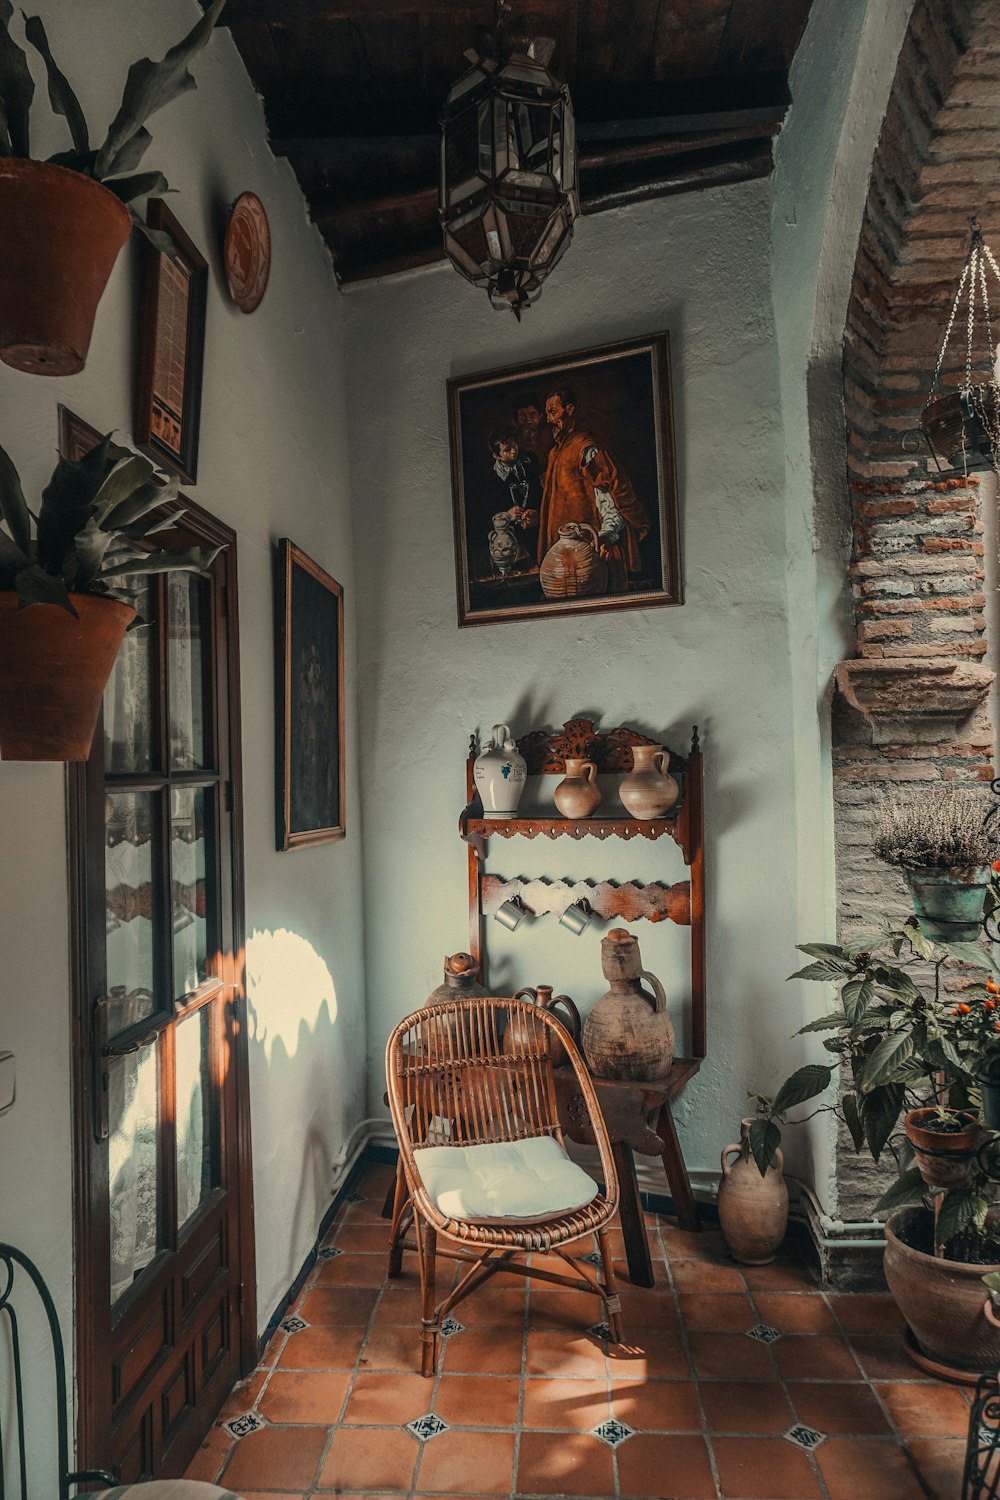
[473, 723, 527, 819]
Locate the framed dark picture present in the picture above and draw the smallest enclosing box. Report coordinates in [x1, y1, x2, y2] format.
[447, 332, 681, 627]
[135, 199, 208, 484]
[276, 539, 346, 851]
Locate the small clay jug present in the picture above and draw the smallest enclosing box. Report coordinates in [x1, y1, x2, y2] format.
[582, 929, 675, 1081]
[618, 744, 679, 820]
[507, 985, 582, 1067]
[717, 1118, 789, 1265]
[553, 756, 601, 819]
[539, 523, 608, 599]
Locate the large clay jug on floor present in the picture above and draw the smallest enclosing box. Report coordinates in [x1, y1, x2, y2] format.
[717, 1118, 789, 1265]
[583, 929, 675, 1081]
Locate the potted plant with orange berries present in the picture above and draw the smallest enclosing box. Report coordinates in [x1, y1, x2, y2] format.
[948, 971, 1000, 1129]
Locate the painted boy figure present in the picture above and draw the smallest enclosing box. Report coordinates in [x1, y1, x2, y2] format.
[538, 388, 650, 593]
[488, 426, 543, 524]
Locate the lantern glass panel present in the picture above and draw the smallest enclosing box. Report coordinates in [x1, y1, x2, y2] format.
[444, 103, 481, 199]
[491, 96, 511, 175]
[511, 102, 554, 173]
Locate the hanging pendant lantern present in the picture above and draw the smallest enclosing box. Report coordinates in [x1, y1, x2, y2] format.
[921, 221, 1000, 472]
[439, 30, 579, 319]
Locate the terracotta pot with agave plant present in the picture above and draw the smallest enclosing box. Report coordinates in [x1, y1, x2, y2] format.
[0, 0, 225, 374]
[0, 436, 219, 760]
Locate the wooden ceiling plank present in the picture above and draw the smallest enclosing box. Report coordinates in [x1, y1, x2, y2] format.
[581, 142, 774, 212]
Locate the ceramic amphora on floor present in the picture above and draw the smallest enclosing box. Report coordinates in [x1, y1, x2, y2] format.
[717, 1117, 789, 1265]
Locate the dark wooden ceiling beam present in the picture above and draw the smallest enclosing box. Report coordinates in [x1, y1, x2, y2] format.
[224, 1, 491, 18]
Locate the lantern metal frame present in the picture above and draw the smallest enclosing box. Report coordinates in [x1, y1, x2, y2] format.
[439, 34, 579, 318]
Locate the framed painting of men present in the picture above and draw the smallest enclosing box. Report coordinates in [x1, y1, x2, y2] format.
[447, 332, 681, 627]
[275, 539, 346, 850]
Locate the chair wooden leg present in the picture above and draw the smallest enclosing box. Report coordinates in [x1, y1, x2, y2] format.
[387, 1160, 409, 1278]
[418, 1220, 439, 1377]
[596, 1227, 623, 1344]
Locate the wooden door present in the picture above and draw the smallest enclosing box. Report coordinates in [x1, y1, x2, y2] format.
[68, 417, 255, 1479]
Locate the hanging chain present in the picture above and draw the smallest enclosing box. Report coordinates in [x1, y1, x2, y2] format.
[966, 240, 979, 389]
[925, 256, 972, 409]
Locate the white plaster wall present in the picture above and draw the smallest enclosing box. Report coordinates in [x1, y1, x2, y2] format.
[0, 2, 363, 1483]
[344, 186, 835, 1201]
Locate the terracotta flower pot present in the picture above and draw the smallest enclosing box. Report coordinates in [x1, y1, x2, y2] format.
[884, 1207, 1000, 1378]
[0, 159, 132, 375]
[904, 1107, 983, 1189]
[0, 593, 135, 761]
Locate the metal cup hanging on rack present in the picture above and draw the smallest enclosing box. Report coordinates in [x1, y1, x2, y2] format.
[920, 219, 1000, 473]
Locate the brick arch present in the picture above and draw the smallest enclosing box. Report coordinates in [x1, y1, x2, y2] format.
[829, 0, 997, 1239]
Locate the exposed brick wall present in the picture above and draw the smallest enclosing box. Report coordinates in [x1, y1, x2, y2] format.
[835, 0, 997, 1222]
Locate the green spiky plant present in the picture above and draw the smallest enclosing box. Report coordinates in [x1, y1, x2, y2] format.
[0, 0, 226, 248]
[0, 436, 220, 616]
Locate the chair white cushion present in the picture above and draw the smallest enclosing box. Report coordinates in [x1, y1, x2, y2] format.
[413, 1135, 599, 1221]
[95, 1485, 244, 1499]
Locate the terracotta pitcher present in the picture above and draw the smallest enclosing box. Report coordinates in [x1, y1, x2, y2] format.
[717, 1118, 789, 1265]
[582, 929, 675, 1081]
[553, 756, 601, 818]
[539, 523, 608, 599]
[507, 985, 582, 1067]
[618, 744, 679, 820]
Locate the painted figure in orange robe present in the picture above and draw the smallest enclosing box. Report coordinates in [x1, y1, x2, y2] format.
[537, 388, 650, 593]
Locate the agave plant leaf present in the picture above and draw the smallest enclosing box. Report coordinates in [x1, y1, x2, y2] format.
[0, 93, 11, 154]
[0, 439, 32, 556]
[115, 507, 187, 542]
[0, 524, 28, 584]
[99, 472, 179, 530]
[129, 207, 179, 257]
[0, 0, 34, 156]
[14, 562, 76, 614]
[22, 13, 89, 157]
[104, 169, 171, 205]
[104, 125, 151, 178]
[93, 0, 227, 181]
[36, 440, 116, 573]
[46, 145, 96, 173]
[72, 515, 117, 588]
[100, 544, 221, 579]
[91, 453, 157, 523]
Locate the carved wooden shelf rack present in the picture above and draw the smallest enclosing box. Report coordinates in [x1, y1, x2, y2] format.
[459, 718, 706, 1060]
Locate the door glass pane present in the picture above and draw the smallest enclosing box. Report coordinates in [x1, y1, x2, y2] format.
[109, 1043, 160, 1306]
[168, 572, 211, 771]
[106, 791, 159, 1036]
[104, 575, 154, 772]
[171, 787, 211, 1000]
[176, 1007, 214, 1232]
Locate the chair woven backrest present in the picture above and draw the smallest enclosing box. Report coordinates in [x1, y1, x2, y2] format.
[387, 996, 572, 1150]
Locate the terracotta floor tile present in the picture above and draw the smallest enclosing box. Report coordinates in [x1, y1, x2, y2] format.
[606, 1328, 691, 1380]
[515, 1430, 615, 1496]
[611, 1377, 701, 1432]
[258, 1367, 351, 1424]
[359, 1320, 426, 1374]
[442, 1328, 523, 1375]
[527, 1282, 607, 1329]
[184, 1423, 232, 1483]
[317, 1425, 418, 1491]
[220, 1424, 329, 1492]
[338, 1196, 389, 1224]
[699, 1379, 794, 1434]
[372, 1281, 425, 1325]
[875, 1380, 972, 1438]
[343, 1371, 435, 1425]
[435, 1373, 521, 1428]
[771, 1333, 863, 1382]
[906, 1437, 967, 1500]
[237, 1493, 306, 1499]
[298, 1284, 380, 1325]
[525, 1329, 608, 1377]
[679, 1292, 756, 1333]
[416, 1429, 516, 1494]
[670, 1258, 747, 1293]
[787, 1380, 892, 1435]
[752, 1292, 840, 1335]
[333, 1220, 395, 1253]
[847, 1334, 935, 1382]
[713, 1435, 822, 1499]
[358, 1164, 396, 1196]
[315, 1252, 387, 1287]
[661, 1227, 730, 1262]
[686, 1331, 780, 1381]
[218, 1366, 266, 1417]
[278, 1323, 365, 1370]
[828, 1292, 906, 1336]
[257, 1328, 286, 1367]
[816, 1437, 928, 1500]
[741, 1256, 819, 1292]
[615, 1256, 672, 1289]
[521, 1376, 610, 1431]
[616, 1283, 680, 1330]
[616, 1433, 717, 1499]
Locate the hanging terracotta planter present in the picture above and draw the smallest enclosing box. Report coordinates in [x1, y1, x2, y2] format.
[904, 1107, 983, 1189]
[0, 593, 135, 761]
[921, 384, 1000, 471]
[0, 160, 132, 376]
[901, 864, 989, 942]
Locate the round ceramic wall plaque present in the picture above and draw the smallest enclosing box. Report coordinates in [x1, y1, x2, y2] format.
[224, 192, 271, 313]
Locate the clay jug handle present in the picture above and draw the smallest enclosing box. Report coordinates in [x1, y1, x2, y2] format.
[639, 968, 667, 1014]
[580, 523, 600, 550]
[654, 749, 667, 774]
[548, 993, 581, 1041]
[492, 723, 513, 749]
[721, 1144, 741, 1177]
[513, 986, 537, 1002]
[582, 760, 596, 783]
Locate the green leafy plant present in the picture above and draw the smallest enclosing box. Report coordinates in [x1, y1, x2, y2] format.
[0, 436, 220, 615]
[873, 786, 996, 869]
[751, 914, 999, 1263]
[0, 0, 226, 246]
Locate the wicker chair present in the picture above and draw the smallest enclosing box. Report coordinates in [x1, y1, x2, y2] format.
[384, 995, 622, 1376]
